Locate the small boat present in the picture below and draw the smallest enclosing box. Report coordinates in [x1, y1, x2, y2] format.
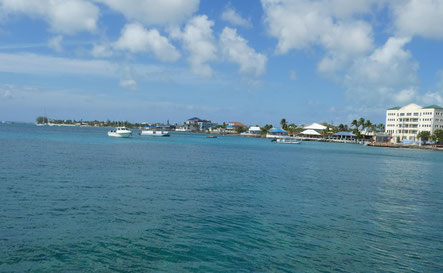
[206, 135, 217, 138]
[140, 129, 170, 137]
[108, 127, 132, 138]
[275, 138, 301, 144]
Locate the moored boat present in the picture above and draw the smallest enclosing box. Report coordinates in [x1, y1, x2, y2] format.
[108, 127, 132, 138]
[275, 138, 301, 144]
[140, 128, 170, 137]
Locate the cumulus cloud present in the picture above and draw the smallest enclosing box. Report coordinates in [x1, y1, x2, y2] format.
[171, 15, 217, 76]
[344, 36, 419, 105]
[91, 43, 114, 58]
[0, 0, 99, 34]
[391, 0, 443, 39]
[47, 35, 63, 52]
[96, 0, 199, 26]
[220, 27, 266, 76]
[261, 0, 374, 73]
[393, 88, 417, 104]
[114, 23, 180, 62]
[119, 79, 137, 90]
[221, 6, 252, 28]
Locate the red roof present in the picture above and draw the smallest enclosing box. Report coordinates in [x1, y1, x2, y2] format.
[229, 121, 246, 127]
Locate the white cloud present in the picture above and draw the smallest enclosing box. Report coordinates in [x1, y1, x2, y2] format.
[261, 0, 374, 73]
[220, 27, 266, 76]
[47, 35, 63, 52]
[393, 88, 417, 104]
[96, 0, 199, 26]
[0, 52, 118, 76]
[0, 0, 99, 34]
[91, 43, 113, 58]
[119, 79, 137, 90]
[114, 23, 180, 62]
[171, 15, 217, 76]
[421, 92, 443, 105]
[221, 6, 252, 28]
[344, 36, 419, 105]
[391, 0, 443, 39]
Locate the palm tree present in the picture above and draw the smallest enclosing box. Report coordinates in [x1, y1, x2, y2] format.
[280, 118, 287, 130]
[376, 123, 385, 132]
[364, 120, 372, 132]
[351, 119, 358, 129]
[358, 118, 366, 130]
[287, 123, 297, 132]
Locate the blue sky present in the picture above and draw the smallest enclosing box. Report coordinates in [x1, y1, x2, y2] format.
[1, 0, 443, 126]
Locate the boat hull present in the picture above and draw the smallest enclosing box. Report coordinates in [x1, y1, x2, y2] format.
[276, 138, 301, 144]
[108, 132, 132, 138]
[140, 130, 170, 137]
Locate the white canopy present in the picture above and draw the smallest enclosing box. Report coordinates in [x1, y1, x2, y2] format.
[301, 129, 321, 135]
[249, 126, 261, 131]
[304, 123, 327, 130]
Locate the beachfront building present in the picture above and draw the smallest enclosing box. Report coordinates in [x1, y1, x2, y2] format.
[332, 132, 357, 141]
[385, 103, 443, 142]
[300, 129, 321, 138]
[248, 126, 261, 135]
[179, 117, 216, 131]
[303, 123, 327, 131]
[266, 128, 288, 138]
[226, 122, 246, 132]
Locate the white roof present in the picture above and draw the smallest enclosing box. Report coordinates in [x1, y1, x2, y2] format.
[400, 103, 422, 110]
[301, 129, 321, 135]
[249, 126, 261, 131]
[304, 123, 327, 130]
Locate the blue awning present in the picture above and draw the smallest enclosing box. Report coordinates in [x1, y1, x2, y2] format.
[269, 128, 287, 133]
[333, 132, 356, 136]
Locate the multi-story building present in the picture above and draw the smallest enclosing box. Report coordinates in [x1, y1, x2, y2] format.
[385, 103, 443, 142]
[180, 117, 217, 131]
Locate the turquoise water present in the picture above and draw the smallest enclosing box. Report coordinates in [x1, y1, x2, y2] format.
[1, 124, 442, 272]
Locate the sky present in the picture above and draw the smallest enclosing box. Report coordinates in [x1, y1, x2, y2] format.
[1, 0, 443, 126]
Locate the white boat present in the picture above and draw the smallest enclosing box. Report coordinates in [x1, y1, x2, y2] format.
[140, 129, 170, 137]
[108, 127, 132, 138]
[275, 138, 301, 144]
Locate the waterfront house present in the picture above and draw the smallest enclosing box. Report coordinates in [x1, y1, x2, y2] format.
[300, 129, 321, 138]
[303, 123, 327, 131]
[385, 103, 443, 143]
[248, 126, 261, 135]
[332, 131, 357, 141]
[226, 121, 246, 132]
[180, 117, 216, 132]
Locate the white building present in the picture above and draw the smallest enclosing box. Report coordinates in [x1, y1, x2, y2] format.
[385, 103, 443, 142]
[248, 126, 261, 134]
[303, 123, 327, 131]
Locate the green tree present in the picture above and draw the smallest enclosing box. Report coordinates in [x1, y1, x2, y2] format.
[287, 123, 297, 132]
[376, 123, 385, 132]
[36, 116, 48, 124]
[358, 117, 366, 130]
[432, 129, 443, 143]
[417, 131, 431, 141]
[351, 119, 358, 129]
[364, 120, 372, 131]
[235, 126, 247, 134]
[261, 124, 273, 134]
[280, 118, 288, 130]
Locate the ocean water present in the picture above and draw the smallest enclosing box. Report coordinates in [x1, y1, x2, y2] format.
[1, 123, 442, 272]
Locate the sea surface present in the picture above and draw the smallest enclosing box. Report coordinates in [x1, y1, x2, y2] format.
[1, 123, 442, 272]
